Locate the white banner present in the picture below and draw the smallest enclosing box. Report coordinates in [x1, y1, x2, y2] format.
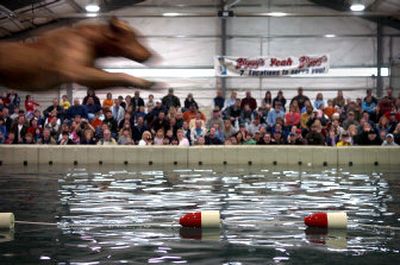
[214, 54, 329, 77]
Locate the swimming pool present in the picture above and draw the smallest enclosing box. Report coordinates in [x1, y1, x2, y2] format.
[0, 164, 399, 264]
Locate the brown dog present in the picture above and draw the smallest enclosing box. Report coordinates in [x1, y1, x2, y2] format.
[0, 17, 154, 91]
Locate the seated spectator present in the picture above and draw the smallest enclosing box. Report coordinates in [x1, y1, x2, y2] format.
[151, 111, 169, 135]
[24, 95, 40, 117]
[125, 95, 132, 110]
[4, 132, 15, 144]
[23, 132, 35, 144]
[291, 87, 309, 110]
[153, 128, 165, 145]
[103, 92, 114, 109]
[378, 87, 395, 116]
[85, 96, 101, 120]
[103, 109, 118, 136]
[138, 131, 152, 146]
[224, 98, 242, 123]
[183, 104, 204, 124]
[191, 119, 207, 144]
[272, 127, 285, 144]
[272, 90, 287, 111]
[97, 128, 117, 145]
[313, 93, 325, 110]
[118, 128, 134, 145]
[90, 111, 103, 129]
[285, 104, 301, 127]
[189, 112, 206, 129]
[177, 129, 190, 146]
[165, 129, 176, 145]
[39, 127, 56, 145]
[80, 129, 97, 145]
[184, 93, 199, 112]
[132, 116, 148, 144]
[132, 91, 145, 112]
[336, 131, 352, 146]
[266, 101, 285, 128]
[206, 108, 224, 130]
[286, 128, 306, 145]
[61, 95, 71, 110]
[223, 119, 237, 139]
[241, 91, 257, 111]
[66, 99, 88, 120]
[44, 109, 61, 137]
[382, 133, 398, 146]
[324, 99, 336, 118]
[257, 133, 275, 145]
[83, 89, 101, 106]
[247, 117, 263, 135]
[118, 112, 132, 130]
[10, 115, 28, 144]
[181, 121, 192, 145]
[362, 95, 377, 120]
[213, 90, 225, 111]
[205, 127, 223, 145]
[305, 120, 325, 145]
[162, 88, 181, 110]
[342, 111, 359, 130]
[58, 131, 74, 145]
[43, 98, 63, 119]
[243, 133, 257, 145]
[240, 104, 254, 125]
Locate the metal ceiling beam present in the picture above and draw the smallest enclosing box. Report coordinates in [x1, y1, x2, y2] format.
[308, 0, 400, 31]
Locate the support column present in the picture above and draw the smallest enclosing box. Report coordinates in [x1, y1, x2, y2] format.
[219, 0, 227, 98]
[376, 18, 384, 97]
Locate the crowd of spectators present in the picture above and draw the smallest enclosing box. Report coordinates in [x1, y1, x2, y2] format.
[0, 86, 399, 146]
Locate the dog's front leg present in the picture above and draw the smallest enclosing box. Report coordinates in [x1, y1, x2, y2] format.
[65, 67, 154, 89]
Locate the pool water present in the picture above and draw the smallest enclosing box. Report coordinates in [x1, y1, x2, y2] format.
[0, 164, 399, 264]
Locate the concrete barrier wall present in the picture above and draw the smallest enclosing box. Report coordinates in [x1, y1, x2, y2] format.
[0, 146, 399, 167]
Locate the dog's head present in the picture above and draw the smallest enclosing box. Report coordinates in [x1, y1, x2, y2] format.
[103, 17, 152, 63]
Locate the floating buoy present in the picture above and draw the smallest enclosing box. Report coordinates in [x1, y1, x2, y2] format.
[179, 211, 221, 228]
[0, 213, 15, 229]
[304, 212, 347, 229]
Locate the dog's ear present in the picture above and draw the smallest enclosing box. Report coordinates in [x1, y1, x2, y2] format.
[109, 16, 131, 34]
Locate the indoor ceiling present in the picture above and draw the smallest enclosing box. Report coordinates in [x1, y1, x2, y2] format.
[0, 0, 399, 39]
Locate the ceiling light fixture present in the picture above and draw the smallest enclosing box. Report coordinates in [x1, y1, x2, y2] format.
[324, 34, 336, 38]
[85, 1, 100, 13]
[267, 12, 288, 17]
[350, 1, 365, 12]
[162, 13, 180, 17]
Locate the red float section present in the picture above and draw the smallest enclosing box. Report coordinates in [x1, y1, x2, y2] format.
[304, 212, 347, 229]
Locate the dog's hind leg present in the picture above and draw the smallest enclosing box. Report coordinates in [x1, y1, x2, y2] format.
[65, 67, 154, 89]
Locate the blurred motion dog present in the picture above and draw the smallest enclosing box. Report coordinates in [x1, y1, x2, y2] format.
[0, 17, 154, 91]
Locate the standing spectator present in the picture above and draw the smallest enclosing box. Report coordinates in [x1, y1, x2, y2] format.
[82, 89, 101, 107]
[112, 98, 125, 124]
[146, 94, 155, 113]
[291, 87, 309, 110]
[162, 88, 181, 110]
[213, 90, 225, 111]
[225, 91, 238, 109]
[332, 90, 345, 108]
[241, 91, 257, 111]
[272, 90, 287, 111]
[262, 91, 272, 106]
[184, 93, 199, 111]
[132, 91, 145, 112]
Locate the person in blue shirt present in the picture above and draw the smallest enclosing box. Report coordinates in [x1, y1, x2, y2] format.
[266, 101, 285, 128]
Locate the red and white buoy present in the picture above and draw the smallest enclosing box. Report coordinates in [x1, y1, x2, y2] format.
[179, 211, 221, 228]
[304, 212, 347, 229]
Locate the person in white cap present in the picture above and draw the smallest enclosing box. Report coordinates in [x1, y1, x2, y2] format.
[382, 133, 398, 146]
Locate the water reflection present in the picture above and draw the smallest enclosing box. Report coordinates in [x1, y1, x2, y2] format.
[0, 165, 399, 264]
